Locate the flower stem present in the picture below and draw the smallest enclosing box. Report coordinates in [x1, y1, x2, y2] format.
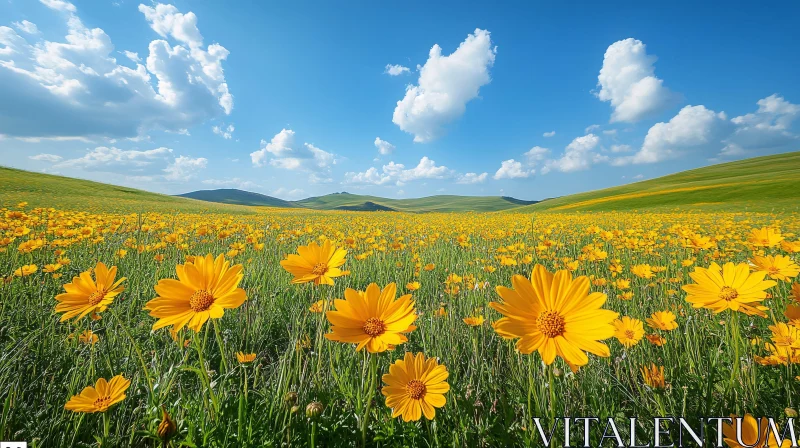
[212, 319, 229, 375]
[194, 330, 220, 418]
[110, 309, 154, 402]
[361, 354, 378, 447]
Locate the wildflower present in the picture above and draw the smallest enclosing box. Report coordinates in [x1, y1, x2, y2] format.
[463, 316, 484, 326]
[236, 352, 256, 364]
[682, 262, 776, 317]
[646, 311, 678, 331]
[748, 227, 784, 248]
[381, 352, 449, 422]
[14, 264, 37, 277]
[750, 255, 799, 282]
[145, 254, 246, 332]
[65, 375, 130, 413]
[280, 240, 347, 285]
[55, 262, 125, 322]
[640, 364, 666, 390]
[722, 414, 791, 447]
[613, 316, 644, 348]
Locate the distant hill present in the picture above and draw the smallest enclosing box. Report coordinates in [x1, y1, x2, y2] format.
[334, 201, 397, 212]
[177, 189, 297, 208]
[0, 166, 252, 214]
[295, 192, 539, 212]
[512, 151, 800, 213]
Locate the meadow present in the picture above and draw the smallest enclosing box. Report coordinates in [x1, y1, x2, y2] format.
[1, 193, 800, 447]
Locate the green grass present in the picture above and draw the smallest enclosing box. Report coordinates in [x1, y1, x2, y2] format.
[0, 166, 255, 214]
[177, 189, 299, 208]
[295, 193, 537, 212]
[513, 151, 800, 213]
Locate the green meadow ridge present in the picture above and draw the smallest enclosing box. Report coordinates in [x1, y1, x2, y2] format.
[2, 150, 799, 213]
[514, 150, 800, 213]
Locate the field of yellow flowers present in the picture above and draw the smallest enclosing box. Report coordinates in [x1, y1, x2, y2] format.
[2, 203, 800, 447]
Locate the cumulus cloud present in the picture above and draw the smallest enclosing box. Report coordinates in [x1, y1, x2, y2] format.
[543, 131, 556, 138]
[384, 64, 409, 76]
[723, 94, 799, 156]
[494, 159, 532, 179]
[596, 38, 678, 123]
[344, 156, 452, 185]
[392, 28, 496, 142]
[47, 145, 206, 181]
[613, 105, 730, 165]
[456, 172, 488, 184]
[163, 155, 207, 181]
[12, 20, 38, 35]
[524, 146, 549, 164]
[250, 129, 336, 174]
[374, 137, 395, 155]
[0, 1, 233, 140]
[212, 124, 234, 139]
[542, 134, 607, 173]
[29, 153, 62, 162]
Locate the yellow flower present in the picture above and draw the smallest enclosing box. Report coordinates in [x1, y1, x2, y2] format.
[748, 227, 784, 247]
[43, 263, 62, 273]
[463, 315, 484, 326]
[640, 364, 666, 389]
[14, 264, 37, 277]
[631, 264, 654, 279]
[236, 352, 256, 364]
[646, 311, 678, 331]
[55, 262, 125, 322]
[750, 255, 800, 282]
[280, 240, 346, 285]
[613, 316, 644, 348]
[489, 264, 618, 367]
[423, 263, 435, 271]
[65, 375, 130, 413]
[722, 414, 791, 447]
[78, 329, 99, 345]
[309, 299, 330, 313]
[792, 283, 800, 303]
[645, 334, 666, 346]
[682, 262, 776, 317]
[145, 254, 246, 332]
[381, 352, 449, 422]
[325, 283, 417, 353]
[406, 281, 420, 291]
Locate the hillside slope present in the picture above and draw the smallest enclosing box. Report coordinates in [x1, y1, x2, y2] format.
[514, 151, 800, 213]
[0, 166, 253, 213]
[295, 193, 538, 212]
[178, 189, 297, 208]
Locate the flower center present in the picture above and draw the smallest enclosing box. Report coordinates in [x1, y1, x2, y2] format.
[189, 290, 215, 312]
[768, 267, 780, 275]
[536, 310, 565, 338]
[718, 286, 739, 301]
[362, 317, 386, 337]
[88, 290, 106, 306]
[406, 379, 427, 400]
[625, 330, 635, 339]
[312, 262, 329, 276]
[93, 395, 112, 411]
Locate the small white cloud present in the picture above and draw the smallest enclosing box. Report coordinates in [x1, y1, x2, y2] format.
[610, 144, 632, 153]
[250, 129, 336, 173]
[12, 20, 39, 35]
[40, 0, 77, 13]
[29, 153, 62, 162]
[122, 50, 141, 62]
[212, 124, 235, 139]
[494, 159, 532, 179]
[543, 130, 556, 138]
[344, 156, 452, 185]
[524, 146, 549, 164]
[457, 172, 488, 184]
[633, 174, 644, 179]
[392, 28, 497, 142]
[542, 134, 606, 173]
[384, 64, 410, 76]
[585, 124, 601, 133]
[596, 38, 678, 123]
[374, 137, 395, 155]
[603, 129, 618, 136]
[163, 155, 207, 181]
[202, 177, 259, 190]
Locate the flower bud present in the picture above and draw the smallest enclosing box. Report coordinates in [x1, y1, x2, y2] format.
[157, 406, 177, 443]
[305, 401, 324, 419]
[786, 408, 798, 418]
[284, 391, 298, 405]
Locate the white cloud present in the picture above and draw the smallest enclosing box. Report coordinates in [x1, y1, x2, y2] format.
[456, 172, 488, 184]
[202, 178, 260, 190]
[374, 137, 395, 155]
[0, 2, 232, 139]
[392, 28, 496, 142]
[723, 94, 799, 156]
[596, 38, 677, 123]
[524, 146, 549, 164]
[57, 146, 173, 170]
[610, 144, 632, 153]
[271, 187, 305, 199]
[543, 131, 556, 138]
[542, 134, 606, 173]
[633, 174, 644, 179]
[614, 105, 730, 165]
[585, 124, 600, 133]
[344, 156, 452, 185]
[123, 50, 141, 62]
[212, 123, 234, 139]
[250, 129, 336, 173]
[384, 64, 409, 76]
[494, 159, 532, 179]
[29, 153, 62, 162]
[603, 129, 618, 136]
[163, 155, 207, 181]
[12, 20, 38, 35]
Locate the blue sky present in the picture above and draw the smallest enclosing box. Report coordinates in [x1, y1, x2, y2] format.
[1, 0, 798, 201]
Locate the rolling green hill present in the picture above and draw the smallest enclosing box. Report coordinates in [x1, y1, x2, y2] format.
[0, 166, 254, 214]
[294, 192, 538, 212]
[178, 189, 297, 208]
[513, 151, 800, 213]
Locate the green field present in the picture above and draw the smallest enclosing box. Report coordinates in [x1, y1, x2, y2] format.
[514, 151, 800, 213]
[294, 192, 537, 212]
[0, 166, 256, 214]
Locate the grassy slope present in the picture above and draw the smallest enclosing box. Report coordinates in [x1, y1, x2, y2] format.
[294, 193, 535, 212]
[0, 166, 255, 214]
[177, 189, 297, 208]
[514, 151, 800, 213]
